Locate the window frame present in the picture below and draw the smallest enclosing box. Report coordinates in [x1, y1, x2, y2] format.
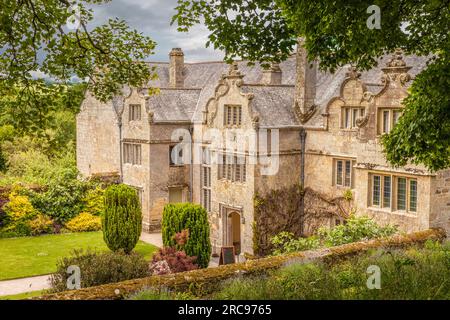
[369, 173, 417, 213]
[224, 105, 242, 127]
[201, 147, 212, 212]
[128, 104, 142, 121]
[334, 158, 354, 188]
[218, 153, 246, 183]
[341, 107, 365, 129]
[378, 108, 403, 134]
[123, 143, 142, 165]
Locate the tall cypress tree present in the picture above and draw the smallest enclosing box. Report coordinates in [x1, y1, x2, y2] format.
[102, 184, 142, 254]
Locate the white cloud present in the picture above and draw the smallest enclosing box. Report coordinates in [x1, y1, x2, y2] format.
[88, 0, 224, 62]
[29, 70, 53, 81]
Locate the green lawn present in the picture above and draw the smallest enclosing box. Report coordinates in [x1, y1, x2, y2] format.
[0, 290, 44, 300]
[0, 231, 158, 281]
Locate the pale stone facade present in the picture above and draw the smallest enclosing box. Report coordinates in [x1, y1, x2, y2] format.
[77, 47, 449, 256]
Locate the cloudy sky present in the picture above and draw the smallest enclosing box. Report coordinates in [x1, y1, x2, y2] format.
[89, 0, 224, 62]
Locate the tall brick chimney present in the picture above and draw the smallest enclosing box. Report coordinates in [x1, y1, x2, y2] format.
[262, 63, 282, 85]
[294, 38, 316, 122]
[169, 48, 184, 88]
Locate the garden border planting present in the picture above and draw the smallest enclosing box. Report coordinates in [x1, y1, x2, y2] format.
[34, 228, 446, 300]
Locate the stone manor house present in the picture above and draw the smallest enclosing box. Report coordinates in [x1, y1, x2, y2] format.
[77, 46, 450, 256]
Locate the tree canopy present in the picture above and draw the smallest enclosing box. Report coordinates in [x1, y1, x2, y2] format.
[172, 0, 450, 171]
[0, 0, 156, 102]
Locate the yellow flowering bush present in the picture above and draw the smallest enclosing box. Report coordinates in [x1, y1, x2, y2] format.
[83, 187, 105, 216]
[1, 187, 39, 236]
[4, 188, 37, 223]
[29, 214, 54, 235]
[65, 212, 101, 232]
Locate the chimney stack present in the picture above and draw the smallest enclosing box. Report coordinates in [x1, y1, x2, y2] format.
[262, 63, 282, 85]
[169, 48, 184, 88]
[294, 39, 316, 118]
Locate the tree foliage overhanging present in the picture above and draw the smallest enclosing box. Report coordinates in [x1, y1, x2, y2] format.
[0, 0, 157, 102]
[172, 0, 450, 171]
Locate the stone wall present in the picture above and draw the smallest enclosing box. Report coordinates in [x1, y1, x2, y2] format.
[35, 228, 446, 300]
[148, 123, 191, 231]
[76, 92, 120, 177]
[430, 170, 450, 234]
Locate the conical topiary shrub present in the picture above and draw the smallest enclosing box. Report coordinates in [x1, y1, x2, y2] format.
[102, 184, 142, 254]
[162, 203, 211, 268]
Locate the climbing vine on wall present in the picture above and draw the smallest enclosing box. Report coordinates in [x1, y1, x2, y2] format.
[253, 185, 351, 256]
[253, 184, 304, 256]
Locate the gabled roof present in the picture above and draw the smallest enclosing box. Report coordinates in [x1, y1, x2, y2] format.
[143, 54, 429, 127]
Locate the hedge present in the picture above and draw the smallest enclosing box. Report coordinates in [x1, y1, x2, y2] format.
[34, 228, 446, 300]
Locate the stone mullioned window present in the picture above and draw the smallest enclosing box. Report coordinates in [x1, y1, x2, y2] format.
[129, 104, 141, 121]
[341, 107, 365, 129]
[370, 173, 417, 213]
[201, 147, 211, 212]
[224, 105, 242, 127]
[333, 158, 355, 188]
[123, 143, 142, 165]
[378, 108, 402, 134]
[218, 154, 246, 183]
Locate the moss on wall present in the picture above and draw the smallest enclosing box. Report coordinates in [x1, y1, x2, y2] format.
[34, 228, 446, 300]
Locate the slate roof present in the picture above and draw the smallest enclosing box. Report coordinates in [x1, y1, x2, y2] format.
[240, 85, 297, 127]
[143, 54, 429, 127]
[145, 88, 201, 122]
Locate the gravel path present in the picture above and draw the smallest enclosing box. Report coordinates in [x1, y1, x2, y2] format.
[0, 275, 51, 296]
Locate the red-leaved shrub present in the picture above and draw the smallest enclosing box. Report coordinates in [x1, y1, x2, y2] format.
[151, 246, 198, 274]
[150, 229, 198, 274]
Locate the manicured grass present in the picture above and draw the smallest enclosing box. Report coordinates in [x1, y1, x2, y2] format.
[0, 290, 44, 300]
[0, 231, 158, 281]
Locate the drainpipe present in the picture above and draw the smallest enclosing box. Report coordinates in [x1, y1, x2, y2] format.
[189, 125, 194, 202]
[299, 127, 307, 235]
[118, 120, 123, 183]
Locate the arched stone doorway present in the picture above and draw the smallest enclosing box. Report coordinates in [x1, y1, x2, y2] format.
[225, 211, 241, 255]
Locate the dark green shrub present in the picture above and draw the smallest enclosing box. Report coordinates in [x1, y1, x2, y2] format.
[162, 203, 211, 268]
[29, 169, 90, 223]
[0, 195, 8, 228]
[102, 184, 142, 254]
[49, 249, 149, 293]
[0, 145, 7, 173]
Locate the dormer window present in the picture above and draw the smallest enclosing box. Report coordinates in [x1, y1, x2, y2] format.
[341, 107, 365, 129]
[129, 104, 141, 121]
[378, 109, 402, 134]
[224, 105, 242, 126]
